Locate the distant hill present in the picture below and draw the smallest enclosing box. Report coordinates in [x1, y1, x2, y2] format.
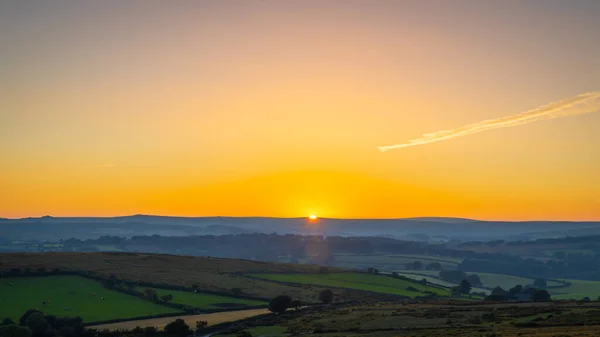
[1, 215, 599, 241]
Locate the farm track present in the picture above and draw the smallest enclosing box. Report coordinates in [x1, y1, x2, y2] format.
[88, 308, 271, 330]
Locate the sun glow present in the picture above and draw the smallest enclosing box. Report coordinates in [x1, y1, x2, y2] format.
[309, 214, 318, 220]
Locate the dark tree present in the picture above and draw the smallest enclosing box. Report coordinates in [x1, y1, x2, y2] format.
[533, 278, 547, 288]
[24, 312, 49, 337]
[459, 279, 472, 294]
[2, 318, 16, 326]
[160, 294, 173, 303]
[19, 310, 43, 327]
[144, 288, 157, 301]
[268, 295, 293, 314]
[318, 266, 329, 274]
[439, 270, 467, 283]
[367, 268, 374, 274]
[391, 272, 399, 278]
[412, 261, 423, 270]
[319, 289, 334, 304]
[531, 289, 551, 302]
[0, 325, 32, 337]
[231, 288, 243, 296]
[164, 318, 191, 337]
[509, 285, 523, 295]
[291, 299, 302, 310]
[466, 274, 482, 287]
[485, 286, 508, 301]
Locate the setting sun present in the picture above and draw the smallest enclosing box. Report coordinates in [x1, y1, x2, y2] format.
[309, 215, 318, 220]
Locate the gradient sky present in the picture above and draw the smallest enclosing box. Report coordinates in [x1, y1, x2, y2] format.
[1, 0, 599, 220]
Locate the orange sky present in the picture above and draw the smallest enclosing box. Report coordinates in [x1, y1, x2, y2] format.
[1, 1, 599, 220]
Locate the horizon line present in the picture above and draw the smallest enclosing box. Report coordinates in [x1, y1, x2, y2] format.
[1, 214, 599, 222]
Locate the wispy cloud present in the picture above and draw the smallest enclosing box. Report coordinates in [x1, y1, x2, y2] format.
[379, 92, 600, 152]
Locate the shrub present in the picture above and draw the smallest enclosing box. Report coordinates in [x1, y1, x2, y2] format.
[164, 318, 190, 337]
[319, 289, 334, 304]
[268, 295, 293, 314]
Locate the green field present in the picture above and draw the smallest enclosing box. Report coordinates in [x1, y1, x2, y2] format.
[469, 272, 563, 289]
[387, 254, 463, 264]
[396, 270, 562, 289]
[395, 272, 489, 294]
[551, 279, 600, 300]
[251, 273, 450, 298]
[136, 287, 267, 309]
[542, 249, 596, 257]
[332, 254, 458, 271]
[0, 276, 180, 322]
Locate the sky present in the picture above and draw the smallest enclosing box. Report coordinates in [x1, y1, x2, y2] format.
[1, 0, 599, 220]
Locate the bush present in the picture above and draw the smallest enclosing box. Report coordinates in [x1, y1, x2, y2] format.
[164, 318, 191, 337]
[319, 289, 334, 304]
[268, 295, 293, 314]
[2, 318, 16, 326]
[1, 324, 32, 337]
[24, 312, 49, 336]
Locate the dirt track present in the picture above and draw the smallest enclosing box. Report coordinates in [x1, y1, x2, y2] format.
[88, 308, 270, 330]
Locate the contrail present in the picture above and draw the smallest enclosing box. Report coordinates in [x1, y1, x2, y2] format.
[379, 91, 600, 152]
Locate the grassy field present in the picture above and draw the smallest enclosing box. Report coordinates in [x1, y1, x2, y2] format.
[332, 254, 458, 270]
[0, 275, 180, 322]
[0, 253, 362, 303]
[251, 273, 450, 298]
[395, 272, 490, 294]
[136, 287, 267, 309]
[470, 272, 563, 289]
[387, 254, 462, 263]
[542, 249, 596, 256]
[551, 279, 600, 300]
[397, 270, 562, 289]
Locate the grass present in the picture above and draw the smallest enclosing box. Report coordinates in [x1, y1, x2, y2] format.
[394, 272, 490, 294]
[0, 275, 180, 322]
[550, 279, 600, 300]
[333, 254, 458, 270]
[251, 273, 450, 298]
[386, 254, 463, 263]
[0, 253, 358, 303]
[136, 287, 267, 309]
[543, 249, 596, 256]
[216, 325, 288, 337]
